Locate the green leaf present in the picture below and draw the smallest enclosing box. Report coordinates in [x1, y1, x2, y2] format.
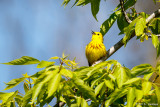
[32, 82, 44, 103]
[15, 95, 23, 107]
[49, 56, 59, 60]
[104, 79, 114, 90]
[76, 97, 81, 107]
[150, 18, 160, 34]
[143, 72, 153, 80]
[131, 64, 153, 77]
[86, 60, 119, 79]
[0, 91, 18, 105]
[4, 77, 25, 90]
[76, 0, 90, 6]
[123, 77, 141, 86]
[22, 89, 32, 106]
[91, 75, 104, 88]
[127, 87, 136, 107]
[47, 73, 62, 98]
[113, 66, 129, 88]
[60, 68, 73, 78]
[100, 10, 121, 36]
[32, 71, 58, 102]
[72, 75, 96, 101]
[152, 33, 159, 48]
[81, 98, 89, 107]
[122, 17, 139, 45]
[117, 12, 129, 32]
[72, 0, 79, 7]
[91, 0, 100, 21]
[1, 56, 40, 65]
[115, 0, 137, 11]
[74, 66, 90, 79]
[156, 43, 160, 58]
[62, 0, 70, 7]
[95, 82, 104, 96]
[37, 60, 55, 68]
[135, 17, 146, 36]
[142, 81, 152, 95]
[153, 84, 160, 105]
[23, 83, 29, 93]
[105, 87, 128, 106]
[134, 89, 143, 106]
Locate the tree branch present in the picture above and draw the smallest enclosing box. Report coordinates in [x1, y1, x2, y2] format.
[119, 0, 132, 24]
[53, 101, 65, 107]
[93, 9, 160, 66]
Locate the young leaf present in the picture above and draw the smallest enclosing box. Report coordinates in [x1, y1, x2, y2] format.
[22, 89, 32, 106]
[32, 82, 44, 103]
[23, 82, 29, 93]
[95, 82, 105, 96]
[113, 66, 129, 88]
[81, 98, 89, 107]
[156, 43, 160, 58]
[0, 91, 18, 104]
[142, 81, 152, 95]
[104, 79, 114, 90]
[131, 64, 152, 77]
[135, 17, 146, 36]
[122, 17, 139, 45]
[153, 84, 160, 105]
[150, 18, 160, 34]
[60, 68, 73, 78]
[91, 0, 100, 21]
[123, 77, 141, 86]
[76, 97, 82, 107]
[127, 87, 136, 107]
[47, 73, 62, 98]
[32, 71, 58, 102]
[105, 87, 128, 106]
[37, 60, 55, 68]
[134, 89, 143, 106]
[1, 56, 40, 65]
[72, 75, 96, 101]
[62, 0, 70, 7]
[76, 0, 90, 6]
[152, 33, 159, 48]
[4, 77, 25, 90]
[100, 10, 121, 36]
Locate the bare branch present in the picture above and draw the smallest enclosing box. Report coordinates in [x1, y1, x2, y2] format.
[93, 9, 160, 66]
[119, 0, 132, 24]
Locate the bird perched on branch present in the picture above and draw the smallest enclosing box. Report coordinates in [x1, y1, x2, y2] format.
[85, 31, 107, 66]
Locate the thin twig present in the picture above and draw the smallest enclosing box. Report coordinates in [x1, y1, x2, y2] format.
[119, 0, 132, 24]
[93, 9, 160, 66]
[152, 75, 159, 83]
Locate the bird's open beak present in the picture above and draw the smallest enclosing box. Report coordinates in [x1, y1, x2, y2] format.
[91, 31, 96, 35]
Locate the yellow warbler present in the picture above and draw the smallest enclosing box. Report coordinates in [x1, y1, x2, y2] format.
[85, 31, 107, 66]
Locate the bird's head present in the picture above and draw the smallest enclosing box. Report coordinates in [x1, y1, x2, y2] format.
[91, 31, 103, 42]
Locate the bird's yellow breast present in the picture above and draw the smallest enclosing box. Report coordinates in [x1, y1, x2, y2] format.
[85, 41, 106, 66]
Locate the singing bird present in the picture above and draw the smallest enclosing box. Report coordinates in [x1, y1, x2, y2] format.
[85, 31, 107, 66]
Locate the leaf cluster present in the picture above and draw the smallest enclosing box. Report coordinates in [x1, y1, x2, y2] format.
[0, 55, 160, 107]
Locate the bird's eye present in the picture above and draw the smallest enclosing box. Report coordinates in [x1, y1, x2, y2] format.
[97, 34, 99, 35]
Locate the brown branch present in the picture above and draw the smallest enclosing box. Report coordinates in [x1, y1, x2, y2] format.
[53, 101, 65, 107]
[119, 0, 132, 24]
[93, 9, 160, 66]
[152, 74, 159, 83]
